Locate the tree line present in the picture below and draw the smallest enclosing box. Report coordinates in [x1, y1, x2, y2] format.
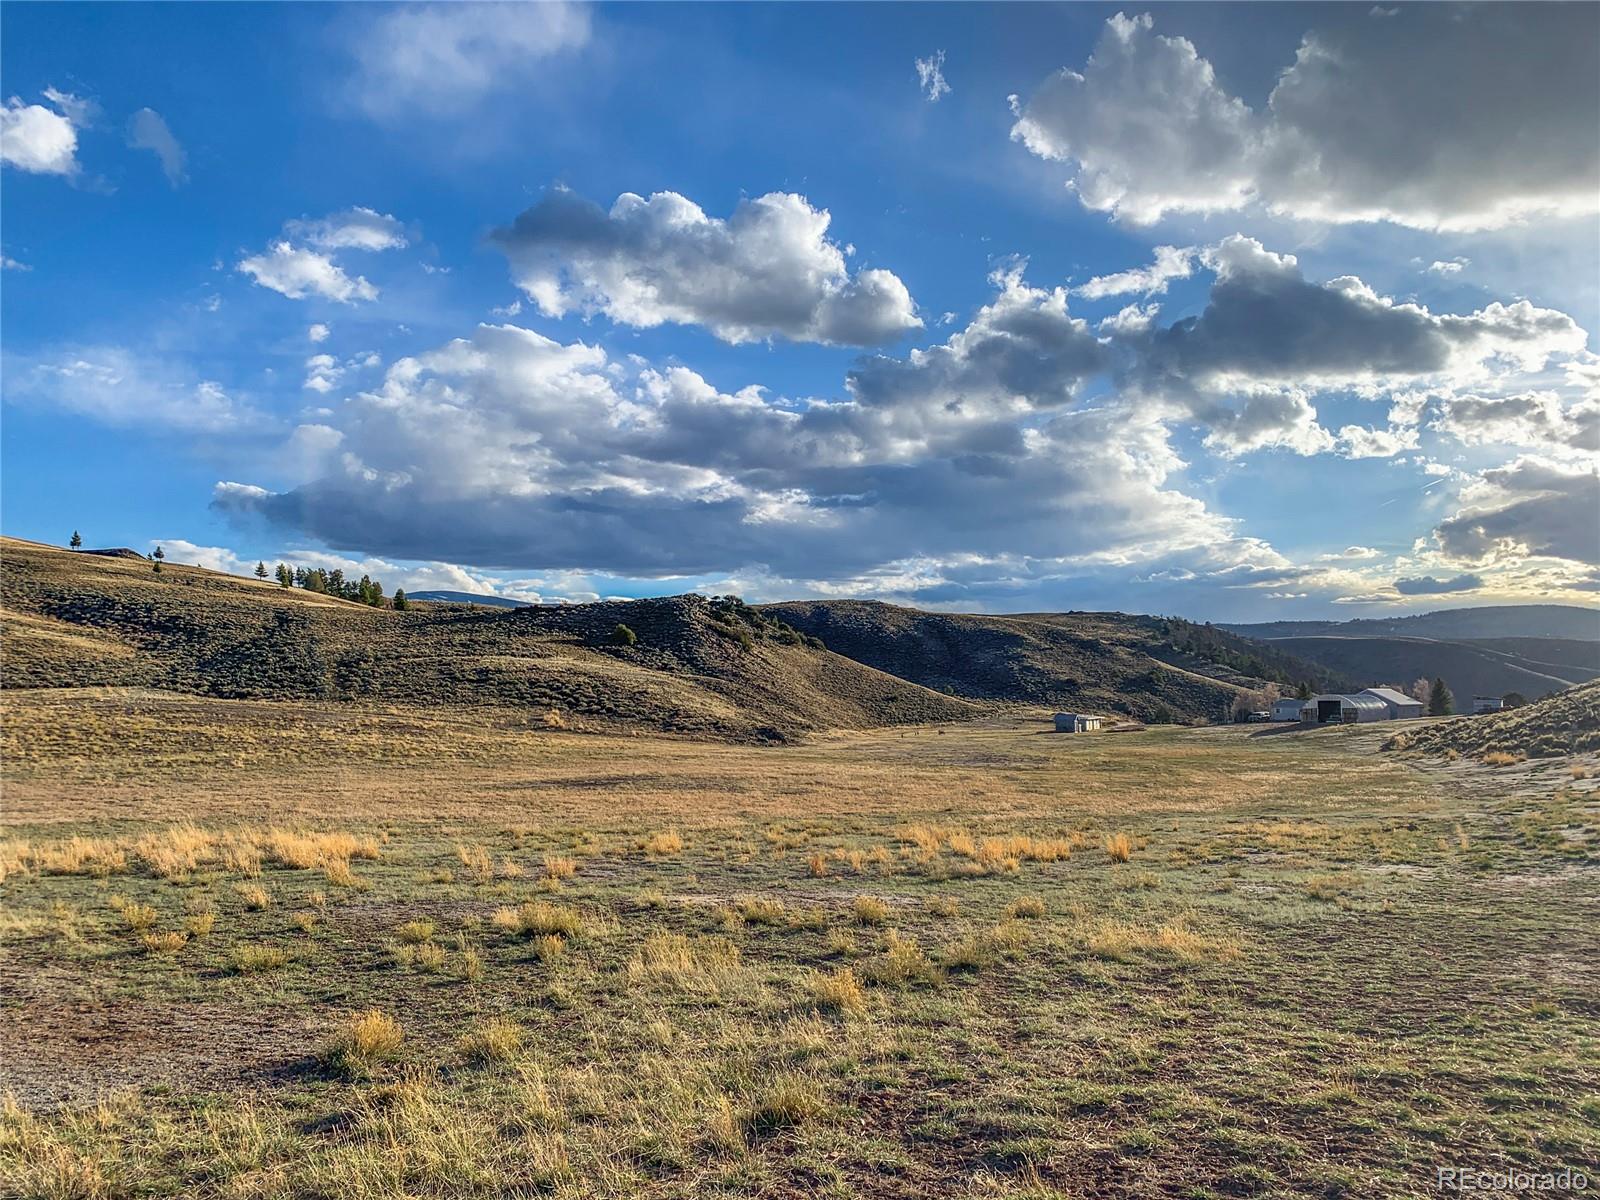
[260, 562, 406, 608]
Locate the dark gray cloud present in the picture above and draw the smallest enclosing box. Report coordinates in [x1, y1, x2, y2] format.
[1434, 459, 1600, 567]
[1011, 6, 1600, 230]
[1393, 573, 1483, 596]
[491, 187, 921, 346]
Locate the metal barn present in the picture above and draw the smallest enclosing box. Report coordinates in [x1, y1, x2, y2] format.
[1308, 694, 1389, 724]
[1360, 687, 1425, 720]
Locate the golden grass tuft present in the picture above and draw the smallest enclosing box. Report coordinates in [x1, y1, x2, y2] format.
[139, 930, 188, 957]
[496, 901, 583, 940]
[542, 854, 577, 881]
[861, 930, 939, 987]
[1006, 895, 1046, 920]
[456, 843, 495, 884]
[396, 919, 436, 945]
[183, 911, 216, 938]
[321, 1009, 403, 1078]
[119, 901, 158, 933]
[643, 829, 684, 856]
[1087, 919, 1241, 963]
[234, 883, 271, 911]
[627, 932, 745, 995]
[1105, 832, 1135, 863]
[852, 895, 890, 926]
[925, 894, 961, 918]
[943, 920, 1027, 972]
[459, 1017, 525, 1064]
[736, 896, 787, 926]
[1482, 750, 1526, 766]
[743, 1077, 824, 1136]
[230, 944, 290, 973]
[802, 966, 867, 1017]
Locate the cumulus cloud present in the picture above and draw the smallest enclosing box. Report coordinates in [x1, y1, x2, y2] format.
[491, 187, 922, 346]
[1, 91, 83, 176]
[1427, 258, 1468, 276]
[286, 207, 407, 252]
[308, 323, 331, 343]
[239, 242, 378, 304]
[2, 254, 30, 271]
[344, 1, 590, 119]
[1011, 7, 1600, 229]
[126, 108, 186, 186]
[915, 51, 950, 102]
[3, 347, 263, 432]
[303, 354, 343, 394]
[1393, 572, 1483, 595]
[1334, 424, 1418, 459]
[237, 209, 405, 304]
[1433, 457, 1600, 566]
[1075, 245, 1193, 300]
[1427, 392, 1599, 455]
[210, 266, 1230, 582]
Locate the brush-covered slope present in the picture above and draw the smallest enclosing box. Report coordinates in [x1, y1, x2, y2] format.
[1262, 635, 1599, 708]
[1386, 680, 1600, 759]
[0, 539, 975, 741]
[760, 600, 1338, 723]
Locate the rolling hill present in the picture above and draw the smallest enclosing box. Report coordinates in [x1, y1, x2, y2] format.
[760, 600, 1342, 722]
[407, 590, 530, 608]
[1386, 679, 1600, 759]
[0, 538, 975, 742]
[1225, 604, 1599, 642]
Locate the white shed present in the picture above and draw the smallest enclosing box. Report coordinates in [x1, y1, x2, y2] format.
[1309, 693, 1389, 724]
[1360, 687, 1424, 720]
[1473, 696, 1504, 714]
[1270, 697, 1308, 722]
[1054, 713, 1104, 733]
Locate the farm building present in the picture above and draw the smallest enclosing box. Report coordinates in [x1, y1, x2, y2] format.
[1307, 693, 1390, 724]
[1473, 696, 1504, 714]
[1360, 687, 1425, 720]
[1270, 697, 1308, 722]
[1054, 713, 1104, 733]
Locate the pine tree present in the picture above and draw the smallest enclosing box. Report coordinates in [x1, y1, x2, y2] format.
[275, 563, 293, 588]
[1427, 677, 1454, 717]
[1296, 680, 1312, 700]
[255, 562, 268, 580]
[151, 546, 165, 575]
[392, 588, 409, 611]
[69, 530, 82, 550]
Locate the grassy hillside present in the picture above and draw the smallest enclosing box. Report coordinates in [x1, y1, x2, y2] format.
[1386, 679, 1600, 759]
[0, 539, 974, 741]
[1266, 634, 1599, 707]
[760, 600, 1339, 723]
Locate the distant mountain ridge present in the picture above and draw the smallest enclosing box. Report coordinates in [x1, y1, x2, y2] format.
[1224, 604, 1598, 642]
[408, 590, 530, 608]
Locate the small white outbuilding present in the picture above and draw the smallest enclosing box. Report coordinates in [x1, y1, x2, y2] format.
[1473, 696, 1504, 714]
[1270, 697, 1308, 722]
[1054, 712, 1104, 733]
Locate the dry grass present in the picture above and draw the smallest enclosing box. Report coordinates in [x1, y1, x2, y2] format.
[1482, 750, 1527, 766]
[234, 883, 271, 911]
[1104, 832, 1134, 863]
[321, 1009, 403, 1078]
[860, 930, 939, 987]
[627, 932, 746, 996]
[1006, 895, 1045, 920]
[1086, 919, 1241, 963]
[802, 966, 867, 1017]
[182, 911, 215, 938]
[230, 944, 290, 973]
[542, 854, 577, 881]
[942, 921, 1027, 973]
[852, 895, 890, 926]
[494, 902, 583, 940]
[643, 829, 685, 856]
[396, 919, 436, 945]
[139, 930, 187, 957]
[458, 1017, 525, 1065]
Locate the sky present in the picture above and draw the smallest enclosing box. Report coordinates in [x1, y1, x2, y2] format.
[2, 1, 1597, 620]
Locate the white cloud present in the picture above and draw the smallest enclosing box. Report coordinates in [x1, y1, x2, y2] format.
[304, 353, 343, 394]
[1428, 391, 1599, 455]
[2, 254, 30, 271]
[1427, 258, 1469, 276]
[4, 347, 263, 432]
[286, 207, 407, 252]
[308, 323, 331, 343]
[1011, 8, 1600, 230]
[1, 92, 81, 176]
[1075, 245, 1193, 300]
[1010, 13, 1259, 225]
[238, 241, 378, 304]
[1334, 424, 1419, 459]
[126, 108, 186, 186]
[491, 187, 922, 346]
[915, 51, 950, 102]
[344, 1, 590, 119]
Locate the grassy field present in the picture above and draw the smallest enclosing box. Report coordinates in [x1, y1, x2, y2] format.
[2, 690, 1598, 1198]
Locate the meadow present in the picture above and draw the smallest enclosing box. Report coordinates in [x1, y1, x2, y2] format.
[2, 688, 1597, 1198]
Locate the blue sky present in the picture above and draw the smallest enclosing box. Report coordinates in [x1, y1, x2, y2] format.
[3, 2, 1596, 618]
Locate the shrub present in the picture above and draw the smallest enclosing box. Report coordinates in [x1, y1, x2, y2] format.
[852, 896, 890, 926]
[321, 1009, 403, 1078]
[1482, 750, 1526, 766]
[611, 623, 638, 647]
